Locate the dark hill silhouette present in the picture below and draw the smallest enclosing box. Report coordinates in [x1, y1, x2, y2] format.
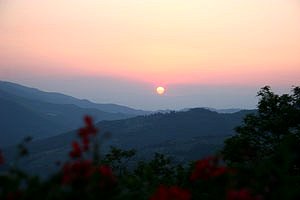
[2, 108, 255, 174]
[0, 89, 134, 147]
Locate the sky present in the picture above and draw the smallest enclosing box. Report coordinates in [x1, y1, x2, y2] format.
[0, 0, 299, 110]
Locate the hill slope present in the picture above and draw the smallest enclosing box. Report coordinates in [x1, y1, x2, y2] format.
[2, 108, 255, 174]
[0, 81, 149, 115]
[0, 89, 133, 147]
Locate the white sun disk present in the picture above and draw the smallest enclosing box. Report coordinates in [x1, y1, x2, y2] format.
[156, 86, 165, 95]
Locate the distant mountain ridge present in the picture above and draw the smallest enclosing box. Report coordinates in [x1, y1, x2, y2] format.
[0, 88, 136, 147]
[0, 81, 149, 115]
[179, 107, 241, 114]
[203, 107, 242, 113]
[0, 81, 152, 147]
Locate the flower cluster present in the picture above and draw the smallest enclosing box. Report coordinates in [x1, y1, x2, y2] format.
[98, 165, 117, 189]
[227, 189, 262, 200]
[63, 116, 116, 190]
[5, 190, 22, 200]
[190, 156, 228, 181]
[62, 160, 116, 187]
[62, 160, 94, 184]
[150, 185, 191, 200]
[69, 116, 98, 158]
[0, 150, 4, 165]
[69, 141, 82, 158]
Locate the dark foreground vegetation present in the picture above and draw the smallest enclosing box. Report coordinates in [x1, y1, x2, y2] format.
[0, 86, 299, 200]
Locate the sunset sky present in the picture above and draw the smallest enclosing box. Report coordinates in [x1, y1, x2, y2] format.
[0, 0, 299, 110]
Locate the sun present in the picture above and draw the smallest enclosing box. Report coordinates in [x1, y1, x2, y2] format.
[156, 86, 165, 95]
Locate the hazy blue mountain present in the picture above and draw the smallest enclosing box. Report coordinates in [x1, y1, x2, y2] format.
[0, 89, 133, 147]
[0, 81, 149, 115]
[2, 108, 255, 175]
[0, 96, 65, 147]
[204, 107, 242, 113]
[180, 107, 241, 113]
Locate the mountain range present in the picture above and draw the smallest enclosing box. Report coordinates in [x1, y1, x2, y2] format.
[0, 81, 149, 147]
[0, 80, 255, 175]
[2, 108, 254, 175]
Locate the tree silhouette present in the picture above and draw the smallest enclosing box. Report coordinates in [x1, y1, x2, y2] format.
[222, 86, 300, 170]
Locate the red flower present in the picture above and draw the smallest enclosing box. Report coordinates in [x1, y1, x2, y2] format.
[76, 116, 98, 153]
[6, 190, 22, 200]
[212, 166, 227, 177]
[98, 165, 117, 184]
[227, 189, 262, 200]
[83, 116, 98, 136]
[62, 160, 94, 184]
[98, 165, 117, 187]
[99, 165, 113, 177]
[84, 116, 93, 127]
[0, 150, 4, 165]
[82, 137, 90, 151]
[69, 141, 82, 158]
[78, 127, 89, 138]
[190, 156, 228, 181]
[150, 185, 191, 200]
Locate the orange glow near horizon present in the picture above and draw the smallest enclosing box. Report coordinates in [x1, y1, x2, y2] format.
[0, 0, 300, 86]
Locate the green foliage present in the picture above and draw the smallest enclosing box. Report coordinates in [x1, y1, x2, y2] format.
[222, 86, 300, 164]
[222, 86, 300, 199]
[102, 146, 136, 175]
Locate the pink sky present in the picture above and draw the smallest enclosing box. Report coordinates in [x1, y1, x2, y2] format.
[0, 0, 300, 87]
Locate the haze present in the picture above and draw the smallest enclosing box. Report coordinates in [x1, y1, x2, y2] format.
[0, 0, 299, 110]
